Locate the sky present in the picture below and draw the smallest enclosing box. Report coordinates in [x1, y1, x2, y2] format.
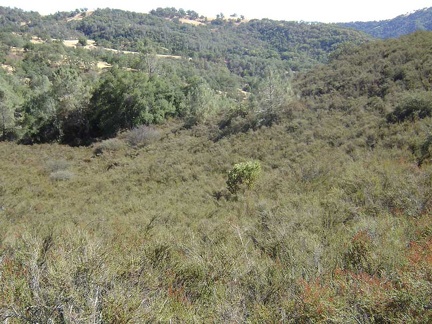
[0, 0, 431, 23]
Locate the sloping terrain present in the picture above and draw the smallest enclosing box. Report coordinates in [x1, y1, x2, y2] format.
[339, 6, 432, 38]
[0, 6, 371, 72]
[0, 26, 432, 322]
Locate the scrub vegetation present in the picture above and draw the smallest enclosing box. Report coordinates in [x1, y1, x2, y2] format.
[0, 5, 432, 322]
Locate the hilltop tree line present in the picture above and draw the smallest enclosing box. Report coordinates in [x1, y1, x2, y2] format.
[0, 6, 369, 71]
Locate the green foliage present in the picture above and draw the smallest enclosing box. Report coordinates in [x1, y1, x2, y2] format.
[77, 35, 87, 46]
[339, 7, 432, 39]
[239, 19, 370, 68]
[0, 89, 14, 140]
[2, 7, 432, 322]
[1, 104, 432, 321]
[227, 160, 261, 194]
[20, 66, 91, 144]
[150, 7, 199, 20]
[0, 5, 380, 145]
[252, 68, 294, 126]
[295, 31, 432, 114]
[342, 230, 374, 274]
[20, 92, 58, 143]
[417, 134, 432, 166]
[0, 72, 25, 140]
[184, 79, 236, 126]
[88, 68, 183, 138]
[387, 91, 432, 123]
[0, 5, 371, 75]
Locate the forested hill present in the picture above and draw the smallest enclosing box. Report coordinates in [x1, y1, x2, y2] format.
[74, 9, 370, 68]
[0, 6, 371, 145]
[0, 5, 430, 146]
[338, 7, 432, 38]
[0, 6, 370, 70]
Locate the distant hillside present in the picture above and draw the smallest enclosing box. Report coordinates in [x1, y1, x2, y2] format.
[339, 7, 432, 38]
[0, 6, 370, 74]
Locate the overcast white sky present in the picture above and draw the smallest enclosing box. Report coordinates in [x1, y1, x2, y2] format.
[1, 0, 431, 23]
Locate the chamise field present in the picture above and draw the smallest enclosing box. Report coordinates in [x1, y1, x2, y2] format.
[0, 6, 432, 322]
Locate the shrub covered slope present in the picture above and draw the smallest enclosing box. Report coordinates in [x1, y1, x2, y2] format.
[0, 7, 432, 323]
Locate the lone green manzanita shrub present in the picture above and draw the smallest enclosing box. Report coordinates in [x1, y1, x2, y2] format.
[227, 160, 261, 195]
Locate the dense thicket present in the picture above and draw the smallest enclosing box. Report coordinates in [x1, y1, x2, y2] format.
[295, 31, 432, 109]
